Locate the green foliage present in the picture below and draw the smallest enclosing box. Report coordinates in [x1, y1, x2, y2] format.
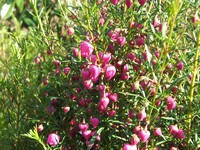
[0, 0, 200, 149]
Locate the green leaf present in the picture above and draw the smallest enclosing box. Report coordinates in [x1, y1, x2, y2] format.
[111, 135, 127, 141]
[1, 2, 15, 19]
[87, 127, 104, 150]
[16, 0, 24, 12]
[161, 117, 175, 120]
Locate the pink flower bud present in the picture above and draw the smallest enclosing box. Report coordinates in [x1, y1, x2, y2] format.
[54, 60, 61, 67]
[37, 124, 44, 132]
[170, 147, 178, 150]
[134, 125, 143, 135]
[96, 134, 101, 141]
[136, 37, 145, 47]
[176, 61, 184, 70]
[125, 0, 133, 8]
[110, 0, 119, 5]
[169, 124, 178, 136]
[90, 118, 100, 128]
[108, 110, 116, 117]
[98, 97, 110, 111]
[123, 143, 137, 150]
[132, 81, 140, 91]
[79, 123, 89, 132]
[137, 23, 143, 29]
[154, 128, 162, 136]
[79, 98, 87, 106]
[98, 84, 106, 92]
[82, 130, 92, 140]
[84, 79, 93, 90]
[108, 93, 118, 102]
[99, 18, 105, 26]
[91, 130, 96, 136]
[55, 68, 60, 75]
[138, 108, 146, 121]
[72, 48, 79, 57]
[67, 27, 74, 36]
[82, 69, 90, 81]
[102, 52, 112, 66]
[132, 21, 138, 28]
[130, 134, 140, 145]
[105, 65, 116, 80]
[120, 72, 129, 80]
[46, 106, 55, 114]
[47, 133, 60, 147]
[80, 41, 94, 58]
[117, 36, 126, 46]
[150, 87, 156, 96]
[123, 64, 129, 72]
[128, 110, 134, 119]
[127, 53, 136, 61]
[155, 50, 160, 59]
[166, 96, 176, 110]
[89, 65, 101, 81]
[69, 119, 78, 126]
[138, 0, 146, 6]
[63, 106, 70, 113]
[138, 129, 150, 143]
[64, 67, 70, 75]
[191, 11, 200, 23]
[155, 100, 161, 107]
[153, 15, 160, 27]
[34, 56, 41, 64]
[129, 41, 135, 47]
[175, 129, 185, 139]
[107, 44, 115, 54]
[108, 30, 119, 41]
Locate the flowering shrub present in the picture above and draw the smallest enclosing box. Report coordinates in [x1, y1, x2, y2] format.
[22, 0, 200, 149]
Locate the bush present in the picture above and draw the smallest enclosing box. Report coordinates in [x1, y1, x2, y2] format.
[1, 0, 200, 149]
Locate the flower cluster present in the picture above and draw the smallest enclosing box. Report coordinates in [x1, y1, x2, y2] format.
[31, 0, 198, 149]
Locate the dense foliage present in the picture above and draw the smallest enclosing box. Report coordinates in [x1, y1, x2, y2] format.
[0, 0, 200, 149]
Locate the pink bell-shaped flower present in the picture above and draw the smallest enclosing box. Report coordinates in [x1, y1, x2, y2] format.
[123, 143, 137, 150]
[138, 108, 147, 121]
[110, 0, 119, 5]
[108, 93, 118, 102]
[67, 27, 74, 36]
[130, 134, 140, 145]
[102, 53, 112, 66]
[90, 118, 100, 128]
[64, 67, 70, 76]
[98, 97, 110, 111]
[138, 129, 150, 143]
[166, 96, 176, 110]
[154, 128, 162, 137]
[175, 129, 185, 139]
[47, 133, 60, 147]
[117, 36, 126, 46]
[108, 110, 116, 117]
[89, 64, 101, 81]
[125, 0, 133, 8]
[105, 65, 116, 81]
[138, 0, 146, 6]
[63, 106, 70, 113]
[79, 123, 89, 132]
[169, 124, 178, 136]
[83, 79, 93, 90]
[82, 130, 92, 140]
[80, 41, 94, 58]
[82, 69, 90, 81]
